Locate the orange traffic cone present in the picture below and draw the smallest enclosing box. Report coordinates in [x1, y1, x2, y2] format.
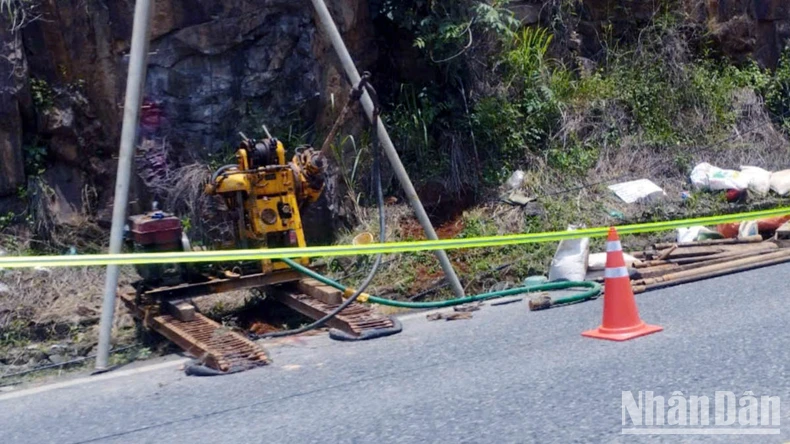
[582, 227, 663, 341]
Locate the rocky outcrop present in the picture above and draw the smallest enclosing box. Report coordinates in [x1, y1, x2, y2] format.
[143, 2, 323, 156]
[700, 0, 790, 67]
[0, 24, 32, 197]
[569, 0, 790, 68]
[21, 0, 374, 157]
[0, 0, 374, 229]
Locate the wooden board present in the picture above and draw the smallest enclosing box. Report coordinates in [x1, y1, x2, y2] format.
[297, 278, 343, 305]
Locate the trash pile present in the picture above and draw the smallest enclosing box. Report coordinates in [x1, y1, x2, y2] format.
[689, 163, 776, 197]
[681, 162, 790, 242]
[688, 162, 790, 202]
[501, 163, 790, 308]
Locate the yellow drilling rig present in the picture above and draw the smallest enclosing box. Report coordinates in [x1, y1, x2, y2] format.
[126, 134, 326, 286]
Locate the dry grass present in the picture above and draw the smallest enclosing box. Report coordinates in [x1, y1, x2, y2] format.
[592, 89, 790, 197]
[0, 227, 136, 347]
[23, 178, 108, 253]
[0, 266, 137, 331]
[142, 160, 235, 246]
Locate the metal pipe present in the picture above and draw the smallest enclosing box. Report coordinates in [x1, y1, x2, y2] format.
[633, 249, 790, 294]
[633, 249, 790, 287]
[95, 0, 154, 371]
[653, 235, 763, 250]
[634, 248, 779, 280]
[636, 246, 777, 268]
[309, 0, 465, 298]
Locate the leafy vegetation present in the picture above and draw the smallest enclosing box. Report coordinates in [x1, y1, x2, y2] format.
[0, 211, 15, 229]
[23, 143, 47, 176]
[30, 78, 53, 110]
[761, 47, 790, 132]
[372, 1, 790, 199]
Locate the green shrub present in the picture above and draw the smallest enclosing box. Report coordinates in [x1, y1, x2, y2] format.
[763, 47, 790, 132]
[30, 78, 53, 110]
[23, 143, 47, 176]
[380, 3, 790, 190]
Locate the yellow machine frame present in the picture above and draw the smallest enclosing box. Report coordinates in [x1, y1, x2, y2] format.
[205, 137, 325, 273]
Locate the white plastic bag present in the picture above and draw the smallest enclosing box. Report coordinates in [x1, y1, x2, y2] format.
[690, 162, 713, 189]
[505, 170, 525, 190]
[676, 226, 722, 242]
[690, 162, 749, 191]
[708, 167, 749, 191]
[587, 252, 638, 271]
[676, 227, 702, 243]
[548, 225, 589, 282]
[738, 220, 758, 238]
[770, 170, 790, 196]
[740, 166, 771, 196]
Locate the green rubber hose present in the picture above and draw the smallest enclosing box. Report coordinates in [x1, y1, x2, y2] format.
[281, 258, 601, 309]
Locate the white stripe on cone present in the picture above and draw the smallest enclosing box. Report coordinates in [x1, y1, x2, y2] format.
[604, 266, 630, 279]
[606, 240, 622, 252]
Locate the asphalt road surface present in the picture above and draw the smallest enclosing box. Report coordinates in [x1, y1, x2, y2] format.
[1, 264, 788, 444]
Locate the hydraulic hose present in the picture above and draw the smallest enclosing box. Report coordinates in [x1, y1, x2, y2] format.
[210, 164, 238, 183]
[280, 257, 601, 309]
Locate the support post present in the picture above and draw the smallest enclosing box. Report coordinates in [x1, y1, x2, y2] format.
[95, 0, 154, 371]
[309, 0, 465, 298]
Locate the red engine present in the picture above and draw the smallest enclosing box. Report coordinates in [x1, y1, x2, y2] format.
[128, 211, 183, 251]
[126, 211, 186, 286]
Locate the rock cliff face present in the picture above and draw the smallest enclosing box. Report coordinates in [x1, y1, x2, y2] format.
[1, 0, 790, 223]
[0, 25, 32, 197]
[553, 0, 790, 67]
[700, 0, 790, 67]
[0, 0, 374, 229]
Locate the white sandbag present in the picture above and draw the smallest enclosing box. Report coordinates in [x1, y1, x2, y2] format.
[676, 226, 722, 242]
[708, 167, 749, 191]
[548, 225, 589, 282]
[770, 169, 790, 196]
[690, 162, 713, 189]
[587, 252, 638, 271]
[740, 166, 771, 196]
[738, 220, 758, 238]
[676, 227, 702, 243]
[690, 162, 749, 191]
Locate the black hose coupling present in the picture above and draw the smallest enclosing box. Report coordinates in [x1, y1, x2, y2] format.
[351, 71, 381, 120]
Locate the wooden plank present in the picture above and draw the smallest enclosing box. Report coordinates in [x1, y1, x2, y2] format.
[165, 299, 196, 322]
[776, 221, 790, 239]
[297, 278, 343, 305]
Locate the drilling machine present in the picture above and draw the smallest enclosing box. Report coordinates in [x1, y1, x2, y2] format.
[126, 133, 327, 288]
[204, 134, 326, 273]
[120, 76, 400, 372]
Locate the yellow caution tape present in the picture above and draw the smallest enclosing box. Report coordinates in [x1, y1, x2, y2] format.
[0, 206, 789, 269]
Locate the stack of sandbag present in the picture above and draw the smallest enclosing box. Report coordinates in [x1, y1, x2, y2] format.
[690, 163, 789, 196]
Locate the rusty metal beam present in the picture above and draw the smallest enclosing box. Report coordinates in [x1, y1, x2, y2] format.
[272, 288, 358, 334]
[142, 270, 302, 301]
[271, 287, 395, 337]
